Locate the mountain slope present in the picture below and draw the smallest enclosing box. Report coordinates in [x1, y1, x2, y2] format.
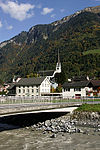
[0, 6, 100, 82]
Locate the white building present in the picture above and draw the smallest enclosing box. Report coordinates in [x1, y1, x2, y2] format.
[38, 50, 61, 88]
[8, 77, 51, 97]
[62, 80, 93, 98]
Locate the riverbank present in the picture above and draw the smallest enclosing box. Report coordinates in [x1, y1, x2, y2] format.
[0, 104, 100, 150]
[25, 104, 100, 138]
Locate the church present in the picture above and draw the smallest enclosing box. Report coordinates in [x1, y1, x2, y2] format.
[38, 50, 61, 89]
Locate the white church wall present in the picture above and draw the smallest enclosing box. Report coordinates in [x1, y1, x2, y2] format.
[40, 77, 51, 95]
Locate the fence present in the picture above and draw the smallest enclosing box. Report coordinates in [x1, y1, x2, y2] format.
[0, 95, 100, 104]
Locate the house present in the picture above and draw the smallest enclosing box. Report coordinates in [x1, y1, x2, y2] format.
[90, 80, 100, 97]
[62, 80, 91, 98]
[62, 77, 100, 98]
[8, 77, 51, 97]
[0, 83, 9, 94]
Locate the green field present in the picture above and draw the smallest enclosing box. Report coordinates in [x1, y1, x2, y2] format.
[76, 104, 100, 112]
[83, 49, 100, 55]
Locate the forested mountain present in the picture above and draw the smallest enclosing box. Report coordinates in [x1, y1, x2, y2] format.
[0, 6, 100, 83]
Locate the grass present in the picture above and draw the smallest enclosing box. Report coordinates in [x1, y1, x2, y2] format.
[75, 104, 100, 112]
[83, 49, 100, 55]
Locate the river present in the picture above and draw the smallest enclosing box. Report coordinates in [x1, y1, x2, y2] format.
[0, 115, 100, 150]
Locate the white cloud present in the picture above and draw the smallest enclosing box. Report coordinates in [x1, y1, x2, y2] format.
[41, 7, 54, 15]
[7, 25, 13, 30]
[0, 20, 2, 28]
[0, 1, 35, 21]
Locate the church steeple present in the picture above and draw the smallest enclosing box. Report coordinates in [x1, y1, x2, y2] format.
[56, 49, 61, 73]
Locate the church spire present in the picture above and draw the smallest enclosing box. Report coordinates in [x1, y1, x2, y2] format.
[58, 49, 60, 64]
[55, 49, 61, 73]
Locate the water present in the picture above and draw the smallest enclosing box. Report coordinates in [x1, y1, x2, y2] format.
[0, 124, 100, 150]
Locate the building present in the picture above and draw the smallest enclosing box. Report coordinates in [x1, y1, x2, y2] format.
[38, 49, 61, 88]
[8, 50, 61, 97]
[62, 80, 91, 98]
[62, 77, 100, 98]
[8, 77, 51, 97]
[89, 80, 100, 97]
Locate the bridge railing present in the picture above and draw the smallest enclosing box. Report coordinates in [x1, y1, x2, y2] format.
[0, 96, 100, 104]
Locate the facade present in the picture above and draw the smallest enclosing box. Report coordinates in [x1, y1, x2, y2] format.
[62, 80, 91, 98]
[62, 79, 100, 98]
[8, 77, 51, 97]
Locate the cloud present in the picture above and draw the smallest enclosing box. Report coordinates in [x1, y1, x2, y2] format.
[41, 7, 54, 15]
[0, 20, 2, 28]
[0, 1, 35, 21]
[7, 25, 13, 30]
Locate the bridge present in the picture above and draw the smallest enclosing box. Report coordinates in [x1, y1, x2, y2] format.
[0, 96, 100, 117]
[0, 103, 79, 117]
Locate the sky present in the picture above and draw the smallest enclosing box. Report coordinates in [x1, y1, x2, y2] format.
[0, 0, 100, 43]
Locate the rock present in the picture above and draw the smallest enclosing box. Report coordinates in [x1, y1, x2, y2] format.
[50, 134, 56, 138]
[43, 131, 46, 134]
[45, 120, 51, 127]
[25, 127, 29, 129]
[46, 127, 52, 131]
[51, 129, 58, 133]
[76, 128, 83, 133]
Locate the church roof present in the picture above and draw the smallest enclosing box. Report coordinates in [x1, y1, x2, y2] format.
[38, 70, 54, 77]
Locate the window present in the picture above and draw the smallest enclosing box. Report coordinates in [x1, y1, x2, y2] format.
[23, 89, 25, 93]
[65, 88, 70, 92]
[27, 89, 29, 93]
[74, 88, 81, 91]
[32, 89, 34, 93]
[36, 89, 38, 93]
[19, 89, 21, 93]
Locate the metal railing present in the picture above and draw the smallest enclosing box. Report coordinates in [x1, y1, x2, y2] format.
[0, 95, 100, 104]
